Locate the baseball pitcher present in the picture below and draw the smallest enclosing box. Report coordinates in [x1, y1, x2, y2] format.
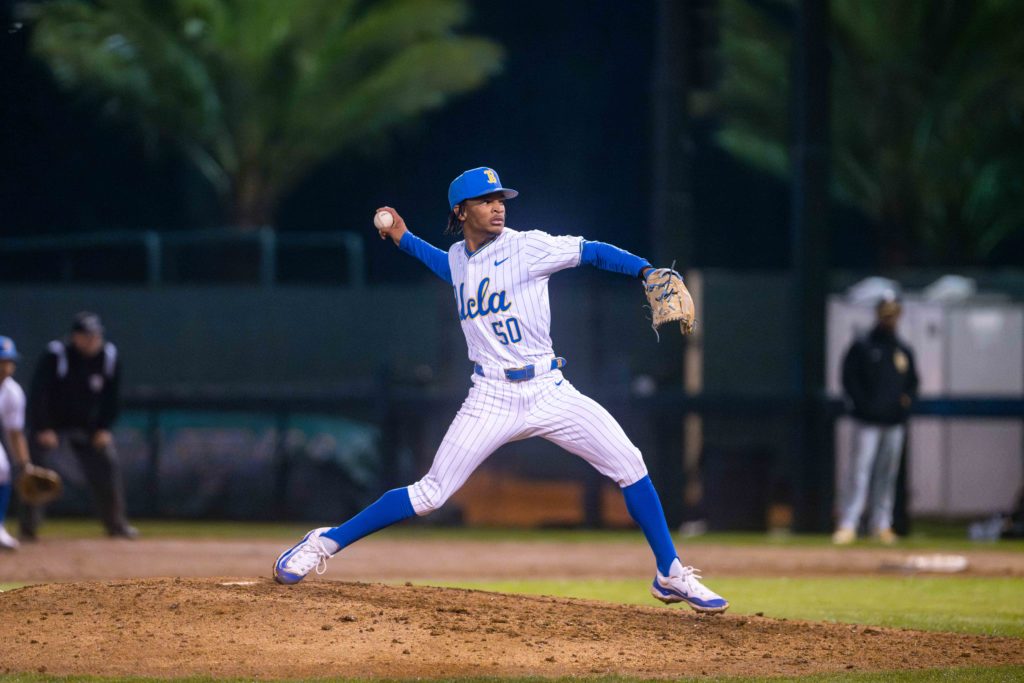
[274, 167, 726, 613]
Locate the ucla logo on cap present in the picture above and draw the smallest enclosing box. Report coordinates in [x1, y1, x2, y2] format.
[448, 167, 519, 210]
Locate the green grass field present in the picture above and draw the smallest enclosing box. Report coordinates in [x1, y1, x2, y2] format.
[421, 576, 1024, 638]
[2, 519, 1022, 682]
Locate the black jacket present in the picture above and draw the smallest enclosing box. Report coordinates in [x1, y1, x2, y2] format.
[842, 326, 919, 425]
[29, 339, 121, 432]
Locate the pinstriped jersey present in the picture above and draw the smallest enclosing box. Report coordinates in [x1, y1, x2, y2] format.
[447, 228, 582, 367]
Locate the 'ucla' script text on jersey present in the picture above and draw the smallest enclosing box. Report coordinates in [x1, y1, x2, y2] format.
[456, 278, 512, 320]
[448, 228, 582, 368]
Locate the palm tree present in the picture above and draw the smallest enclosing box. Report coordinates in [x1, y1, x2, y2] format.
[715, 0, 1024, 265]
[27, 0, 503, 228]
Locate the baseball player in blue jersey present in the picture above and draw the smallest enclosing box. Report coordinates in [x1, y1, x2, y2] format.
[274, 167, 728, 613]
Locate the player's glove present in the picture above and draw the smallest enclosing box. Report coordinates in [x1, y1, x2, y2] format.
[643, 267, 696, 339]
[16, 464, 63, 506]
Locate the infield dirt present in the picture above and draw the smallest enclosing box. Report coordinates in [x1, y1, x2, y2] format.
[2, 577, 1023, 679]
[1, 537, 1022, 679]
[2, 535, 1023, 582]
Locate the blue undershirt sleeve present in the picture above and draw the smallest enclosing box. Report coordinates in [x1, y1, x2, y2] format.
[580, 240, 651, 278]
[399, 232, 453, 284]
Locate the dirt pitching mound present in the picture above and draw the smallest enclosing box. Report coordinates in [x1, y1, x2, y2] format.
[1, 578, 1020, 679]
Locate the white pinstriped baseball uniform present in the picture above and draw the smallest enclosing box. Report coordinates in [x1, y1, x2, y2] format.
[406, 228, 648, 515]
[274, 168, 729, 613]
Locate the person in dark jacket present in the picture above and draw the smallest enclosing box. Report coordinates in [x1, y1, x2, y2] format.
[834, 296, 919, 545]
[19, 312, 137, 540]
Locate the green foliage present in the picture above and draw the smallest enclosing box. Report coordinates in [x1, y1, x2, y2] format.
[27, 0, 503, 226]
[716, 0, 1024, 264]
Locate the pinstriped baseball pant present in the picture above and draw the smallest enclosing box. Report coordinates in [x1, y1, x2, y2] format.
[407, 370, 649, 516]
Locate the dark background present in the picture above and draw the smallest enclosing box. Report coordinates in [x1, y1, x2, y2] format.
[2, 1, 1021, 530]
[1, 0, 896, 277]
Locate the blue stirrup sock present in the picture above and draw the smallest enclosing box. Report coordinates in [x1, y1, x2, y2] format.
[0, 482, 11, 526]
[622, 476, 678, 576]
[321, 487, 415, 553]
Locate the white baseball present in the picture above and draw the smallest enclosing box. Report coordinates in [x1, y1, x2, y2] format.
[374, 210, 394, 230]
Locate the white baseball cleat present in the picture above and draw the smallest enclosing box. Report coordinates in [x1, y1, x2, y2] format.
[650, 558, 729, 614]
[0, 525, 20, 551]
[273, 527, 333, 585]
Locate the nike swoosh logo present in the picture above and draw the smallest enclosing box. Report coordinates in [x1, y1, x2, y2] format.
[494, 257, 510, 266]
[555, 380, 564, 386]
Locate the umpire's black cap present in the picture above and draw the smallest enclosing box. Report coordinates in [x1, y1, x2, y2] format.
[71, 311, 104, 335]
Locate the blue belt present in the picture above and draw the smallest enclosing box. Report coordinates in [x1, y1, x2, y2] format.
[474, 357, 566, 382]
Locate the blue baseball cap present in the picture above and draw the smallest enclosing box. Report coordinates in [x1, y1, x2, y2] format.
[448, 167, 518, 210]
[0, 336, 19, 361]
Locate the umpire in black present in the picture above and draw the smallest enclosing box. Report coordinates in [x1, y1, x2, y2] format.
[19, 312, 137, 540]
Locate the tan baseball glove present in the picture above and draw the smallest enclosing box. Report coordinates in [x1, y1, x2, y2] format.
[643, 267, 696, 338]
[16, 464, 63, 505]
